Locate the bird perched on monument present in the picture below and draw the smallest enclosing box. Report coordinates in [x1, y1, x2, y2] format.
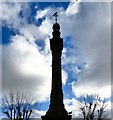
[53, 12, 58, 23]
[68, 111, 72, 115]
[53, 12, 58, 17]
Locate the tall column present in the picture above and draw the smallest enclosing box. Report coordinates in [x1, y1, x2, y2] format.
[50, 23, 63, 109]
[41, 22, 72, 120]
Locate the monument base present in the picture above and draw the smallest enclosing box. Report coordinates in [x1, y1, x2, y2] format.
[41, 114, 72, 120]
[41, 102, 72, 120]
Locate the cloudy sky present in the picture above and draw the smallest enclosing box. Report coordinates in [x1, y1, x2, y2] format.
[0, 0, 112, 118]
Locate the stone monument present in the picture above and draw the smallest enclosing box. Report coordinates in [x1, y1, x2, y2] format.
[41, 12, 72, 120]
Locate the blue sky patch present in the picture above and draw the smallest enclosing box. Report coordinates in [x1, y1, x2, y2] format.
[36, 2, 69, 10]
[2, 26, 16, 44]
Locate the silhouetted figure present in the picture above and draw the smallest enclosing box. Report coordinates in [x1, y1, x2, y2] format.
[41, 13, 72, 120]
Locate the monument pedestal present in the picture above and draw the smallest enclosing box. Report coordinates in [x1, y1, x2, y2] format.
[42, 92, 72, 120]
[41, 115, 72, 120]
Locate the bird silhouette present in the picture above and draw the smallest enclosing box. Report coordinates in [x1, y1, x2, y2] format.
[53, 12, 58, 17]
[68, 111, 72, 114]
[53, 12, 58, 23]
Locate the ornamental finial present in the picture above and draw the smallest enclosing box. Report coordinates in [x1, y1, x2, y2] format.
[53, 12, 58, 23]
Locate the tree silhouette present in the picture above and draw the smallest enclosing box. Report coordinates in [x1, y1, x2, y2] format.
[2, 91, 38, 120]
[77, 95, 108, 120]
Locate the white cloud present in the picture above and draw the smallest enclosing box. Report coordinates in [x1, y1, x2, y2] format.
[19, 24, 49, 43]
[2, 2, 23, 28]
[72, 82, 111, 99]
[2, 34, 52, 101]
[39, 18, 52, 36]
[35, 8, 50, 20]
[59, 2, 111, 99]
[64, 98, 111, 118]
[66, 1, 79, 15]
[64, 98, 81, 118]
[62, 70, 68, 85]
[2, 3, 68, 102]
[31, 110, 46, 118]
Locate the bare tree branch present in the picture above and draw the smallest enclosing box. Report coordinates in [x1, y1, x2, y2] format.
[77, 95, 109, 120]
[2, 91, 38, 120]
